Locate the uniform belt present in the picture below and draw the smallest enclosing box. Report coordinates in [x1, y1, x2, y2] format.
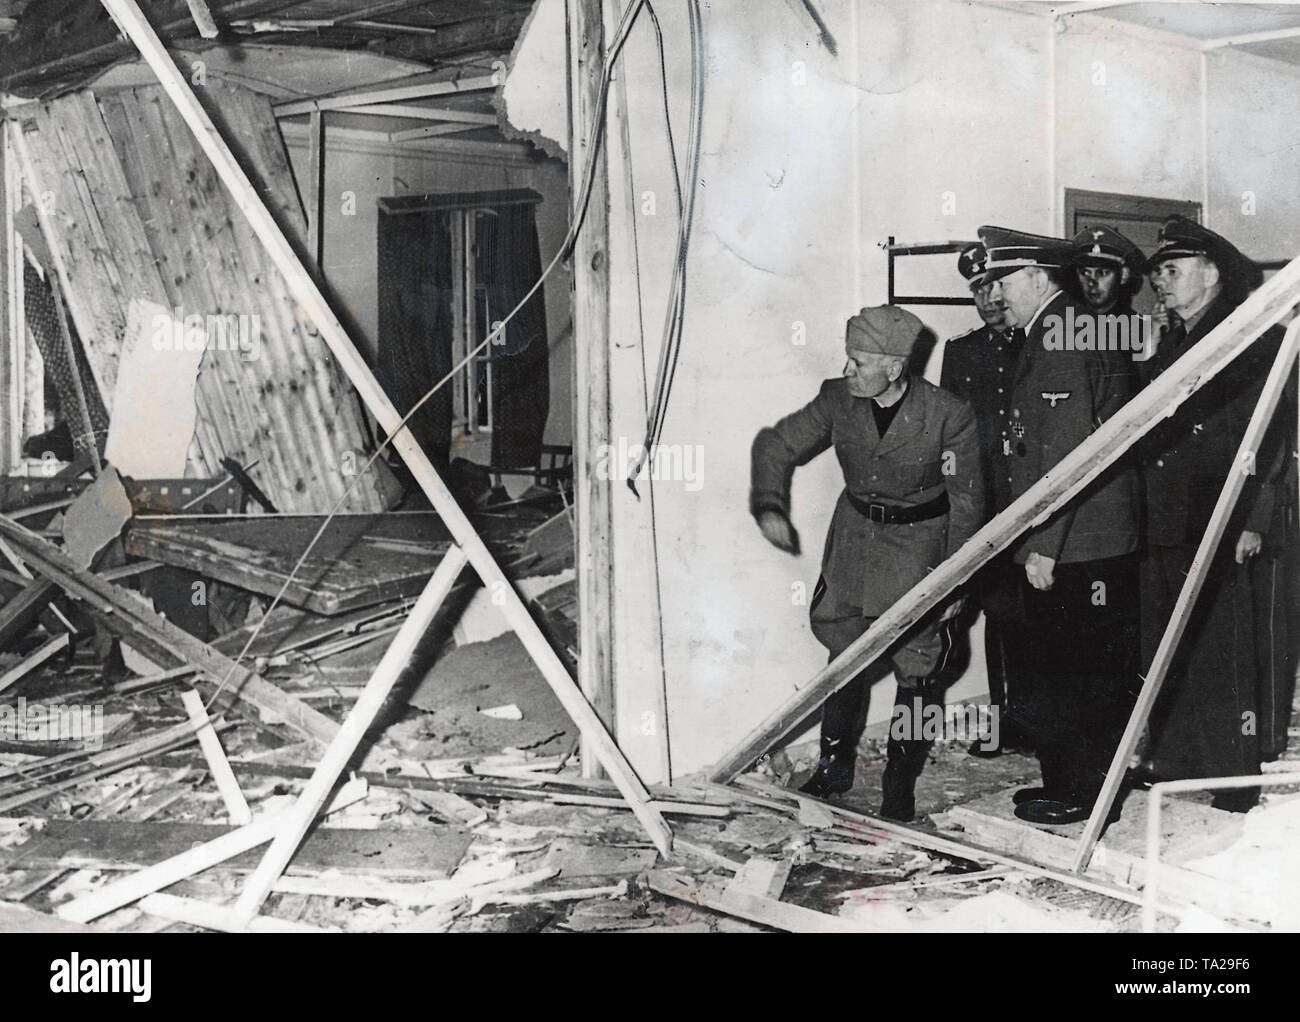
[844, 490, 949, 524]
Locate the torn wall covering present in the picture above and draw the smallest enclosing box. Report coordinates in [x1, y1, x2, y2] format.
[14, 82, 388, 512]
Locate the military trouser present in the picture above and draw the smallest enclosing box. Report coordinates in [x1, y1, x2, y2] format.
[810, 577, 959, 749]
[1020, 552, 1139, 804]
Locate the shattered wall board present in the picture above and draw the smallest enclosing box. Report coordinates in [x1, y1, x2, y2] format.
[15, 84, 390, 512]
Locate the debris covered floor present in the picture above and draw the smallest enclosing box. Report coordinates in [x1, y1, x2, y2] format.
[3, 558, 1296, 934]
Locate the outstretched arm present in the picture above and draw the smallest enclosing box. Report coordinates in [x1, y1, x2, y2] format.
[750, 381, 836, 554]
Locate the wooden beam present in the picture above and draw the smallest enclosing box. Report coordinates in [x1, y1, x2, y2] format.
[181, 688, 252, 825]
[604, 0, 670, 782]
[0, 576, 58, 648]
[0, 121, 15, 472]
[183, 0, 220, 39]
[272, 75, 498, 116]
[305, 109, 323, 270]
[100, 0, 670, 860]
[0, 512, 339, 747]
[708, 250, 1300, 783]
[386, 122, 482, 143]
[1203, 25, 1300, 50]
[232, 545, 468, 922]
[1072, 320, 1300, 871]
[570, 0, 616, 781]
[0, 630, 68, 696]
[0, 0, 293, 90]
[341, 105, 497, 124]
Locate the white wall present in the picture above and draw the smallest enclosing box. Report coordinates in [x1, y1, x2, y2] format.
[1205, 50, 1300, 262]
[509, 0, 1300, 781]
[283, 129, 575, 446]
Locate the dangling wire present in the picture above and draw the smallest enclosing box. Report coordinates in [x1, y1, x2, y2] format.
[205, 0, 656, 709]
[627, 0, 705, 498]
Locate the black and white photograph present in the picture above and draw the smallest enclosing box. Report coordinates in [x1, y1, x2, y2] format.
[0, 0, 1297, 977]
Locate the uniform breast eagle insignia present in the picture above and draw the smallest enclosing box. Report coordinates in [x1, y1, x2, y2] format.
[1041, 391, 1071, 407]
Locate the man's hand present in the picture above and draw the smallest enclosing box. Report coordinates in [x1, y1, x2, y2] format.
[1025, 552, 1056, 591]
[939, 594, 967, 622]
[1235, 530, 1263, 564]
[757, 510, 800, 555]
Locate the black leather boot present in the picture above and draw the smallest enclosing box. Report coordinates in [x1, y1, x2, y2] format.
[879, 737, 931, 822]
[798, 736, 856, 798]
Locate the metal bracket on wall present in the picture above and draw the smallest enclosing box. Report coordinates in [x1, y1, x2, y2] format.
[884, 236, 977, 307]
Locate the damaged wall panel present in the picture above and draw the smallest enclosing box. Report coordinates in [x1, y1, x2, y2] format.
[13, 83, 389, 512]
[12, 91, 168, 408]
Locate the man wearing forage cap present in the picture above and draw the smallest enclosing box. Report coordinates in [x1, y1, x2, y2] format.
[979, 225, 1139, 827]
[750, 305, 984, 821]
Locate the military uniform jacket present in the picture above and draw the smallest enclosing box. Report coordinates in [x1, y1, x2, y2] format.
[941, 324, 1023, 514]
[751, 376, 984, 617]
[1004, 291, 1138, 565]
[1140, 293, 1283, 546]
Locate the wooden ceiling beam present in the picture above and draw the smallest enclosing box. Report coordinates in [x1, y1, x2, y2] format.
[273, 73, 495, 115]
[0, 0, 299, 90]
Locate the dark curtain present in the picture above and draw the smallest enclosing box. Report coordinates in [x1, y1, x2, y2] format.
[476, 205, 550, 469]
[376, 209, 454, 470]
[23, 263, 109, 458]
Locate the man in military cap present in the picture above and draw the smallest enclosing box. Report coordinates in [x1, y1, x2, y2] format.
[941, 244, 1032, 757]
[751, 305, 984, 821]
[980, 225, 1139, 826]
[1139, 215, 1286, 812]
[1070, 225, 1145, 317]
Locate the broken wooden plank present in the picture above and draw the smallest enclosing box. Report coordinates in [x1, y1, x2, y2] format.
[646, 870, 879, 933]
[0, 512, 339, 747]
[125, 514, 459, 615]
[0, 631, 69, 696]
[180, 688, 251, 825]
[530, 791, 730, 817]
[408, 788, 489, 828]
[727, 857, 792, 900]
[54, 778, 368, 924]
[232, 545, 470, 923]
[0, 722, 204, 814]
[0, 536, 76, 634]
[0, 577, 60, 649]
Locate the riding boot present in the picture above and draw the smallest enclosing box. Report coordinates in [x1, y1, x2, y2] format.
[881, 677, 938, 822]
[798, 735, 856, 798]
[880, 736, 931, 822]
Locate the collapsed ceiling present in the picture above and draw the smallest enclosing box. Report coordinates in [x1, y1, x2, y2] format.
[0, 0, 536, 98]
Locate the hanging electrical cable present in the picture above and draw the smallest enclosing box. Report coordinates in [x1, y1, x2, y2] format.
[627, 0, 705, 497]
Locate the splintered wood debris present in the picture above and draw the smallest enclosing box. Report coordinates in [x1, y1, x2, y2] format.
[0, 484, 1291, 932]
